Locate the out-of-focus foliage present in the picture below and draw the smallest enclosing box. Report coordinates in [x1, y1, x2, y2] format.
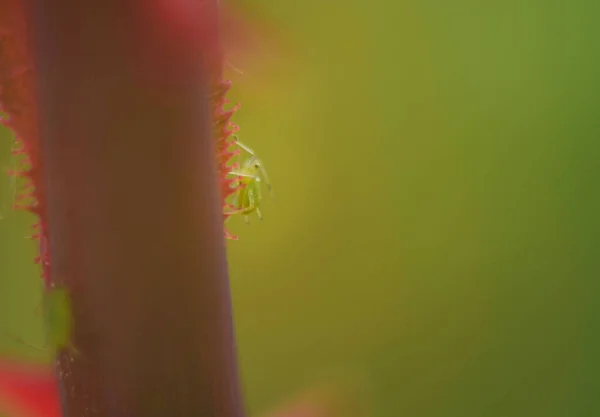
[1, 1, 599, 417]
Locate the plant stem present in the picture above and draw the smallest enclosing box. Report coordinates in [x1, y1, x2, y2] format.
[26, 1, 245, 417]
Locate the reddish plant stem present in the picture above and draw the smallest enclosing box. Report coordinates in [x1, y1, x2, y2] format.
[25, 1, 245, 417]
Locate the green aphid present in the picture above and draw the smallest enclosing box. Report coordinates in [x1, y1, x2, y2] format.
[3, 285, 79, 356]
[224, 135, 273, 223]
[42, 285, 79, 355]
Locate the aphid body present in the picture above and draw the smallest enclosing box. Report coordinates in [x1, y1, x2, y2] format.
[43, 285, 77, 354]
[225, 136, 272, 223]
[2, 285, 79, 356]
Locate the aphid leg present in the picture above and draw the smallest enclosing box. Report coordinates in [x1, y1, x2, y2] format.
[224, 204, 255, 216]
[224, 192, 256, 218]
[18, 338, 46, 352]
[256, 208, 263, 221]
[244, 215, 250, 224]
[228, 171, 258, 180]
[0, 329, 46, 351]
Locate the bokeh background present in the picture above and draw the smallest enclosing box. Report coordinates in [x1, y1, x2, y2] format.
[1, 1, 599, 416]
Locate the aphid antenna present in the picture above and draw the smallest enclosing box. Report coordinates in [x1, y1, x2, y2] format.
[226, 60, 245, 76]
[231, 135, 256, 156]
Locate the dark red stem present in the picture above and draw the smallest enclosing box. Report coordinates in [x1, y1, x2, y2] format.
[25, 1, 245, 417]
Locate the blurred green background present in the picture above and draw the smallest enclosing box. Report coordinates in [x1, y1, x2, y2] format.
[1, 1, 599, 416]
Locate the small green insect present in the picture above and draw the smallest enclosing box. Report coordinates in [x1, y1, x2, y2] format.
[224, 135, 273, 223]
[2, 285, 79, 356]
[42, 285, 78, 354]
